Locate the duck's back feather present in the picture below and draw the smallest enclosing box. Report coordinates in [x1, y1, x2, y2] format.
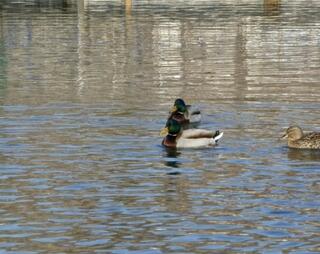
[289, 132, 320, 149]
[181, 129, 214, 138]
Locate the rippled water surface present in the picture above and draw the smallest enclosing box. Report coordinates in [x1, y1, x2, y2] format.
[0, 0, 320, 253]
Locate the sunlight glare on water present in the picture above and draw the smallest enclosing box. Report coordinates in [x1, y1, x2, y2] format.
[0, 0, 320, 253]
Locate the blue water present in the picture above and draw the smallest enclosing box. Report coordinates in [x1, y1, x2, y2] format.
[0, 0, 320, 253]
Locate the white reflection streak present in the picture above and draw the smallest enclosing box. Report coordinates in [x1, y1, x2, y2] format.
[153, 21, 183, 87]
[77, 0, 87, 97]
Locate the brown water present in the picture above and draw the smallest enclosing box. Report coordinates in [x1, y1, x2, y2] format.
[0, 0, 320, 253]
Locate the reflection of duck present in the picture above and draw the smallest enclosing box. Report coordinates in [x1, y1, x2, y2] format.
[282, 126, 320, 149]
[168, 98, 201, 127]
[287, 149, 320, 161]
[161, 119, 223, 148]
[163, 148, 181, 169]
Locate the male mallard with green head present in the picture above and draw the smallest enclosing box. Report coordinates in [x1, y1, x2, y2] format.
[168, 98, 201, 126]
[161, 119, 223, 148]
[282, 126, 320, 149]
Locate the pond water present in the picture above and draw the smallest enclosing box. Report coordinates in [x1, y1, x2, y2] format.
[0, 0, 320, 253]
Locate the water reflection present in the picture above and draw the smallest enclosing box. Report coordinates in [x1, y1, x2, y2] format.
[160, 173, 192, 214]
[163, 147, 181, 169]
[0, 0, 320, 253]
[264, 0, 281, 16]
[287, 149, 320, 162]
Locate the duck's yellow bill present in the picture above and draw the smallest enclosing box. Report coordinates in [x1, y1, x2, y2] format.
[281, 133, 288, 139]
[170, 106, 177, 113]
[160, 127, 169, 137]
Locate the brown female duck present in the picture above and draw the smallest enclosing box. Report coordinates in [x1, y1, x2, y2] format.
[282, 126, 320, 149]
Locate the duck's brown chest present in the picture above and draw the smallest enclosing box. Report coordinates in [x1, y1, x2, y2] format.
[162, 136, 177, 148]
[171, 113, 189, 125]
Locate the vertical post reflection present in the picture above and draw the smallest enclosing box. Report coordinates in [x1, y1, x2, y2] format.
[77, 0, 86, 96]
[234, 19, 248, 102]
[264, 0, 281, 15]
[125, 0, 132, 16]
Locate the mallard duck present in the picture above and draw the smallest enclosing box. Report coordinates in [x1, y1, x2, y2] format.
[282, 126, 320, 149]
[160, 119, 223, 148]
[168, 98, 201, 126]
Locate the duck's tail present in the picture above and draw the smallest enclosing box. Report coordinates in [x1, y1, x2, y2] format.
[212, 130, 223, 144]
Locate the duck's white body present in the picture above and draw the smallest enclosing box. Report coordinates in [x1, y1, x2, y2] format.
[176, 129, 223, 148]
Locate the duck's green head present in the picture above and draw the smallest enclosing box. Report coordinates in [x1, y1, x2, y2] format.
[171, 98, 187, 114]
[160, 119, 182, 136]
